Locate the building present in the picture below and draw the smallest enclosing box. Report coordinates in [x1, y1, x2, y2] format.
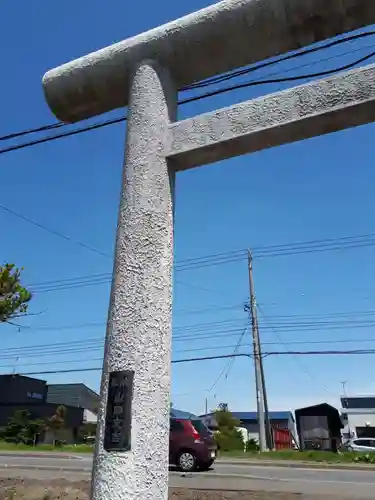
[47, 383, 100, 423]
[340, 395, 375, 439]
[200, 410, 296, 444]
[295, 403, 343, 452]
[0, 374, 99, 443]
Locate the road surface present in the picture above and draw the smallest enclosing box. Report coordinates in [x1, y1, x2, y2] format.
[0, 453, 373, 498]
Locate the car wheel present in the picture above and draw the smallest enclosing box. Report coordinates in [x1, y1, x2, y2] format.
[177, 451, 197, 472]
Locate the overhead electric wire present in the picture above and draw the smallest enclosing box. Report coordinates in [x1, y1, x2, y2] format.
[0, 116, 126, 155]
[16, 231, 375, 295]
[0, 122, 64, 141]
[0, 203, 110, 259]
[2, 34, 375, 155]
[4, 334, 375, 371]
[10, 313, 375, 343]
[179, 49, 375, 106]
[207, 326, 247, 392]
[4, 321, 375, 363]
[257, 304, 334, 396]
[3, 29, 375, 145]
[182, 30, 375, 90]
[9, 348, 375, 377]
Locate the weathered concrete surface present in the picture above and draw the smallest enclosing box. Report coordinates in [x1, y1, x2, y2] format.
[91, 61, 176, 500]
[168, 63, 375, 169]
[43, 0, 375, 122]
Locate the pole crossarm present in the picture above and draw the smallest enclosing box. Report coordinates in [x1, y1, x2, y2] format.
[168, 63, 375, 170]
[42, 0, 375, 123]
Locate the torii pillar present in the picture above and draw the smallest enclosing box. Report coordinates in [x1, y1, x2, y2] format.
[42, 1, 375, 499]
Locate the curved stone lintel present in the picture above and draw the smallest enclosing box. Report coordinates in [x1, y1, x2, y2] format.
[43, 0, 375, 122]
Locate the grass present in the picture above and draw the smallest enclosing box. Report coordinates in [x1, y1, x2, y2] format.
[0, 441, 94, 453]
[1, 440, 374, 465]
[219, 449, 375, 464]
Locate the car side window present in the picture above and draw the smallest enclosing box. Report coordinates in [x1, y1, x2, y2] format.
[170, 419, 184, 432]
[354, 439, 371, 447]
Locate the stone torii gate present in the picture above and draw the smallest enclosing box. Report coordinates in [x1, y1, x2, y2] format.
[42, 1, 375, 499]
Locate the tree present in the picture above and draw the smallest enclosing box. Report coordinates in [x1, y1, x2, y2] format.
[0, 264, 32, 323]
[46, 405, 66, 445]
[214, 406, 244, 451]
[2, 410, 45, 445]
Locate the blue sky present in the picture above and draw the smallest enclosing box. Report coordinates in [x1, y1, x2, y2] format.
[1, 0, 375, 416]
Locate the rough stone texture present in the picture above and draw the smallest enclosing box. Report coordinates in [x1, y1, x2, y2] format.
[91, 61, 176, 500]
[168, 63, 375, 170]
[42, 0, 375, 122]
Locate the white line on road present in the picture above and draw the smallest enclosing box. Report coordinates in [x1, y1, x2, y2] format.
[217, 463, 375, 474]
[172, 470, 375, 486]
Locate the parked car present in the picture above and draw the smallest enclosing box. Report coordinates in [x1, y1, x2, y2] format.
[169, 417, 217, 472]
[344, 437, 375, 452]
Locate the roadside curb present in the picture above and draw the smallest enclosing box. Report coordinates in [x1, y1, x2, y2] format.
[0, 465, 90, 473]
[216, 459, 375, 471]
[0, 452, 83, 459]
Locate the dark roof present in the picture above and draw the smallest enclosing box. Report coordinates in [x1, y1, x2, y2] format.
[295, 403, 338, 415]
[294, 403, 343, 431]
[47, 383, 99, 412]
[200, 411, 294, 422]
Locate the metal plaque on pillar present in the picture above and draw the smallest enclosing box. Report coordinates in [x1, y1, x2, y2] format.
[104, 370, 134, 452]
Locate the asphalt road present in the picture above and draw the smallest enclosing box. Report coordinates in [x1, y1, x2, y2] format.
[0, 453, 374, 498]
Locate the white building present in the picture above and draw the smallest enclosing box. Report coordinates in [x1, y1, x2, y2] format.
[340, 396, 375, 439]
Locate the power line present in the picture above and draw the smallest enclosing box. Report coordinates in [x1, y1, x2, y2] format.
[4, 326, 375, 364]
[5, 334, 375, 370]
[257, 304, 334, 396]
[0, 116, 126, 155]
[0, 122, 64, 141]
[16, 232, 375, 294]
[10, 348, 375, 377]
[10, 316, 375, 341]
[179, 49, 375, 106]
[2, 42, 375, 156]
[0, 204, 110, 259]
[3, 29, 375, 145]
[181, 30, 375, 90]
[208, 326, 247, 392]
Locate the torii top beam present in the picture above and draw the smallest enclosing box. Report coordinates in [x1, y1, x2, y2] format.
[43, 0, 375, 123]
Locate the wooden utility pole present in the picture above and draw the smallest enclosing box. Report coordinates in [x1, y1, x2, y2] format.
[247, 250, 267, 452]
[341, 381, 352, 438]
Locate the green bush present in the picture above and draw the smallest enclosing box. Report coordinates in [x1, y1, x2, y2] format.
[213, 407, 244, 452]
[3, 410, 45, 445]
[245, 438, 259, 452]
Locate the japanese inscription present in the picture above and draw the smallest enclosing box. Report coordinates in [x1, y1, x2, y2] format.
[104, 370, 134, 452]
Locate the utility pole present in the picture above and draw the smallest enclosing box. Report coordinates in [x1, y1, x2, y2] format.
[341, 381, 347, 396]
[341, 381, 351, 438]
[247, 250, 267, 452]
[260, 355, 273, 450]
